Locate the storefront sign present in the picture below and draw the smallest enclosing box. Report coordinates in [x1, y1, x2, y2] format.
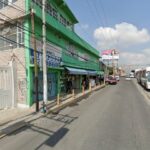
[30, 39, 62, 68]
[30, 49, 61, 68]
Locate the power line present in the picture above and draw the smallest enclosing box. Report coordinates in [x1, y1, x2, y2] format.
[0, 3, 100, 66]
[0, 1, 25, 14]
[0, 18, 98, 62]
[0, 13, 64, 55]
[0, 3, 99, 57]
[86, 0, 107, 42]
[86, 0, 119, 53]
[96, 0, 119, 48]
[0, 34, 99, 66]
[0, 12, 41, 38]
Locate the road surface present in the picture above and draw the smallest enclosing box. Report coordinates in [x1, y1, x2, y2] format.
[1, 78, 150, 150]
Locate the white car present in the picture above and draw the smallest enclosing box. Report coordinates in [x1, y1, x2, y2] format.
[115, 75, 120, 81]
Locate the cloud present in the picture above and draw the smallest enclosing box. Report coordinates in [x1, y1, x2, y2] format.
[120, 48, 150, 65]
[94, 22, 150, 49]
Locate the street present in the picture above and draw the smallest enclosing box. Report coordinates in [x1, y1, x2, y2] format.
[1, 78, 150, 150]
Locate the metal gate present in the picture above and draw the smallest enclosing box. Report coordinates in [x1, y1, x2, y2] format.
[0, 63, 15, 109]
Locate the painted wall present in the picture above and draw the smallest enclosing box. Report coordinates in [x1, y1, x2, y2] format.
[28, 18, 99, 71]
[0, 48, 27, 105]
[28, 0, 100, 60]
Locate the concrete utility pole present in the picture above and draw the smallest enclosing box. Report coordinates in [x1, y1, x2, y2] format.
[31, 9, 39, 112]
[112, 49, 115, 76]
[42, 0, 47, 112]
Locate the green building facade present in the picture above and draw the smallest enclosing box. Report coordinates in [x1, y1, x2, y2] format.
[24, 0, 100, 106]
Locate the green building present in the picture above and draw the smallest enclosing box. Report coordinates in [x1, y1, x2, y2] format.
[0, 0, 100, 107]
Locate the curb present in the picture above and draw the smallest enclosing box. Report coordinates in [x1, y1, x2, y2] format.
[47, 84, 105, 114]
[0, 84, 105, 139]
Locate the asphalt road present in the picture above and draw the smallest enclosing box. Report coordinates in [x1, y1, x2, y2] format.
[1, 78, 150, 150]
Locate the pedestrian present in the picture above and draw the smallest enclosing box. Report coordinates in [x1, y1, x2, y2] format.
[81, 78, 86, 89]
[68, 78, 73, 93]
[99, 75, 102, 85]
[85, 78, 89, 89]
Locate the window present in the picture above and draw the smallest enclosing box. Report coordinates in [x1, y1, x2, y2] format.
[60, 15, 67, 26]
[32, 0, 73, 29]
[32, 0, 58, 20]
[0, 22, 24, 51]
[52, 8, 58, 20]
[17, 23, 24, 46]
[46, 3, 53, 16]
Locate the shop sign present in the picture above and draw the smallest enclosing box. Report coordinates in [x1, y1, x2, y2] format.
[30, 39, 62, 68]
[30, 49, 61, 68]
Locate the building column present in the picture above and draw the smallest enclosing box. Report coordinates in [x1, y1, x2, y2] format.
[25, 0, 34, 106]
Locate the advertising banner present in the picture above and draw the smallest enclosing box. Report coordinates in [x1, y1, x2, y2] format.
[101, 49, 119, 60]
[102, 55, 119, 60]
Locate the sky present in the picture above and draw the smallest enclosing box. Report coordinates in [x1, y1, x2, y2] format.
[66, 0, 150, 65]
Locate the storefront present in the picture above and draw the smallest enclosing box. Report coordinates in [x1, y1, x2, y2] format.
[59, 67, 99, 94]
[30, 41, 62, 104]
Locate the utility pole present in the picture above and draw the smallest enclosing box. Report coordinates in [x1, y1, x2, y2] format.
[42, 0, 47, 112]
[31, 9, 39, 112]
[112, 49, 115, 76]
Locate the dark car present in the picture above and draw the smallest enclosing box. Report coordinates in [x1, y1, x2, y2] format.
[105, 76, 118, 85]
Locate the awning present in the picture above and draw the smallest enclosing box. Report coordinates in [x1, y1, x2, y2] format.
[66, 67, 88, 75]
[66, 67, 98, 75]
[88, 70, 97, 75]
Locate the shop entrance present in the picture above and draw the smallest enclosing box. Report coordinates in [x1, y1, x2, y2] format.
[33, 72, 57, 101]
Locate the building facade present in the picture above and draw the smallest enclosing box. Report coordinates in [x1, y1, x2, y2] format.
[0, 0, 100, 107]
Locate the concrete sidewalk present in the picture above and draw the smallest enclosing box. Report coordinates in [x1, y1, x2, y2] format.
[0, 84, 105, 139]
[0, 107, 34, 126]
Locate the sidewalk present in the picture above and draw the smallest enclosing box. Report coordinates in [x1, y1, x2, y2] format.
[0, 84, 105, 139]
[0, 93, 73, 126]
[0, 107, 34, 126]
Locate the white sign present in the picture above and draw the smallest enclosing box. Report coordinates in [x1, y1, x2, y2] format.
[102, 55, 119, 60]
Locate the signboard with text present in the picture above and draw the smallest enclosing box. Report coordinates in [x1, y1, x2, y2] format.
[30, 39, 62, 68]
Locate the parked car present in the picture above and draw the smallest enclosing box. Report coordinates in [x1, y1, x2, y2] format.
[105, 76, 117, 85]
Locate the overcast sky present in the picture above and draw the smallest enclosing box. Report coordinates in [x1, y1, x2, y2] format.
[66, 0, 150, 65]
